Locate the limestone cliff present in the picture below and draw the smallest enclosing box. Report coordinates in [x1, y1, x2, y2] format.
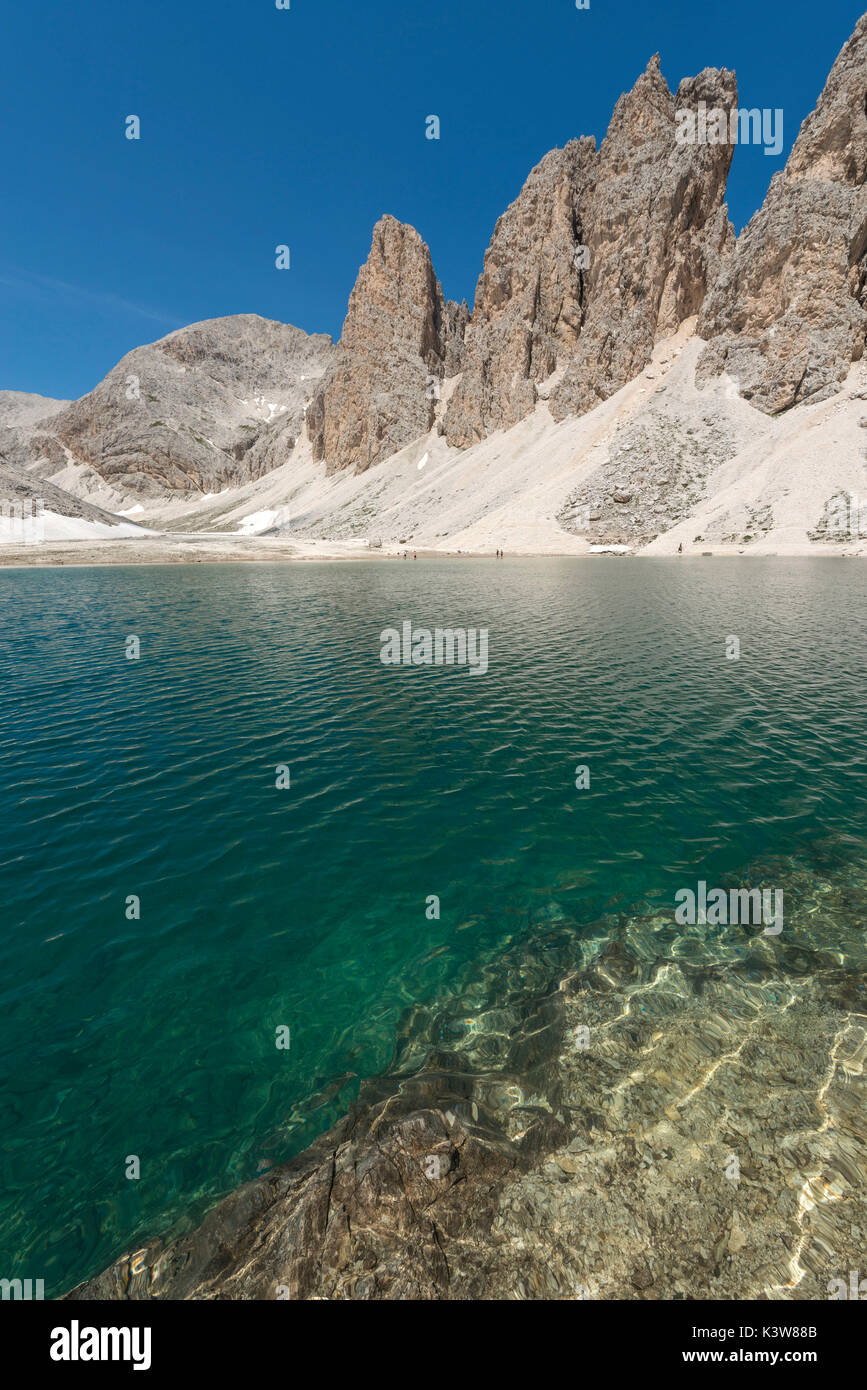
[696, 15, 867, 411]
[441, 57, 737, 445]
[307, 216, 467, 473]
[550, 60, 736, 420]
[442, 140, 594, 448]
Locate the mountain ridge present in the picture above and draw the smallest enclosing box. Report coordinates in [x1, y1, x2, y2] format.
[2, 13, 865, 551]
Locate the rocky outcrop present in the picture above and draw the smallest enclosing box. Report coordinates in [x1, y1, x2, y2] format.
[310, 22, 865, 456]
[65, 1104, 522, 1300]
[0, 396, 133, 526]
[4, 316, 334, 496]
[442, 140, 594, 448]
[551, 59, 736, 419]
[65, 922, 569, 1301]
[442, 58, 736, 446]
[0, 459, 130, 527]
[0, 390, 69, 427]
[308, 216, 467, 473]
[442, 297, 471, 378]
[696, 15, 867, 412]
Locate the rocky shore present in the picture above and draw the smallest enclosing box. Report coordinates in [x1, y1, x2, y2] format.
[67, 854, 867, 1301]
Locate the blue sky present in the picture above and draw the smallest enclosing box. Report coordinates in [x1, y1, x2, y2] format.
[1, 0, 863, 400]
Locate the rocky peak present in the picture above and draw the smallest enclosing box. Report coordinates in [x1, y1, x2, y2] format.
[601, 54, 674, 168]
[308, 215, 466, 473]
[786, 15, 867, 185]
[4, 315, 334, 496]
[339, 216, 444, 373]
[696, 14, 867, 412]
[442, 55, 737, 446]
[549, 61, 736, 419]
[442, 139, 594, 448]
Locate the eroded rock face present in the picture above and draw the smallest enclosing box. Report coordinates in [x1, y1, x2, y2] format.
[0, 391, 69, 427]
[442, 141, 594, 448]
[442, 297, 471, 378]
[551, 59, 737, 420]
[442, 58, 736, 446]
[308, 216, 467, 473]
[5, 316, 334, 496]
[696, 15, 867, 412]
[0, 460, 127, 526]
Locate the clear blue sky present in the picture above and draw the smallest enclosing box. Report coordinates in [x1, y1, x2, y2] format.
[1, 0, 863, 400]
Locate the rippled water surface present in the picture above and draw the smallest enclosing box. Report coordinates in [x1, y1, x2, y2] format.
[1, 558, 865, 1293]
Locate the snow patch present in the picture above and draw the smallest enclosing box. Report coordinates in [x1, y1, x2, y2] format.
[234, 506, 292, 535]
[0, 509, 150, 544]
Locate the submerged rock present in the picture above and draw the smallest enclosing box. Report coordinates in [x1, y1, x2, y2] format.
[67, 855, 867, 1301]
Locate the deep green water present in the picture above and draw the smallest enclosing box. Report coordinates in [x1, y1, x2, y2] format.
[0, 557, 865, 1294]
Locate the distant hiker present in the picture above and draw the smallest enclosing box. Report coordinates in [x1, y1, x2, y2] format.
[413, 551, 417, 559]
[677, 542, 683, 554]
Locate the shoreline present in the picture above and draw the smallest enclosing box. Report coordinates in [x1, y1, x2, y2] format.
[1, 536, 865, 569]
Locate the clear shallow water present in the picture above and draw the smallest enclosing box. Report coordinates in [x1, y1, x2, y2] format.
[0, 557, 865, 1294]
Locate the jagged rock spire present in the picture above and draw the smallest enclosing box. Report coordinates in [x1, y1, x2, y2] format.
[307, 215, 466, 472]
[441, 54, 736, 446]
[697, 12, 867, 412]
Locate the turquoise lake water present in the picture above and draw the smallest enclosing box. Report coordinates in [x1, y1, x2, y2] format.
[0, 557, 865, 1294]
